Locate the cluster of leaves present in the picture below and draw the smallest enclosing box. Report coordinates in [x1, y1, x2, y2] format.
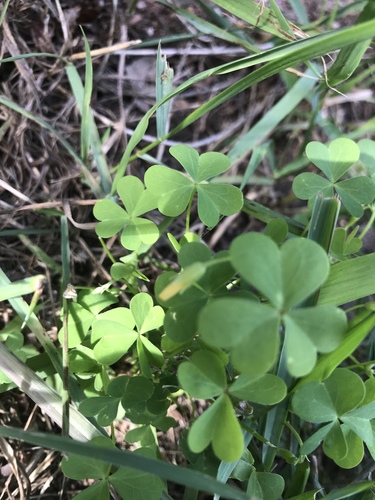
[94, 145, 243, 252]
[76, 139, 375, 498]
[293, 138, 375, 217]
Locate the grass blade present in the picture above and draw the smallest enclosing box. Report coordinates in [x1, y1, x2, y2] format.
[0, 343, 103, 441]
[156, 44, 174, 138]
[319, 253, 375, 306]
[0, 426, 250, 500]
[80, 29, 93, 164]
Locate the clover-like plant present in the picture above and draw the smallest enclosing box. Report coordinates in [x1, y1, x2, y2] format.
[293, 369, 375, 469]
[144, 144, 243, 228]
[198, 233, 347, 377]
[178, 349, 287, 462]
[91, 293, 164, 377]
[93, 176, 159, 250]
[155, 241, 236, 344]
[293, 138, 375, 217]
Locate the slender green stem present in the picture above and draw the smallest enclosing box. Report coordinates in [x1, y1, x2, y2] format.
[359, 204, 375, 240]
[185, 189, 196, 234]
[62, 295, 70, 436]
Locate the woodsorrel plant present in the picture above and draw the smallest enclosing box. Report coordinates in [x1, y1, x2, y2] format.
[1, 1, 375, 498]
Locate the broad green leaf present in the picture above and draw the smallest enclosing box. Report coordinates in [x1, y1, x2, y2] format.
[109, 461, 164, 500]
[230, 233, 282, 308]
[178, 241, 212, 267]
[58, 302, 94, 348]
[79, 397, 114, 418]
[120, 218, 159, 251]
[284, 306, 346, 377]
[292, 173, 332, 200]
[324, 369, 365, 415]
[229, 373, 286, 405]
[62, 436, 113, 479]
[94, 200, 128, 237]
[117, 176, 158, 216]
[292, 383, 338, 423]
[188, 394, 243, 462]
[97, 399, 123, 426]
[156, 247, 234, 342]
[135, 345, 148, 379]
[94, 178, 159, 250]
[197, 151, 232, 182]
[178, 350, 226, 399]
[199, 298, 280, 376]
[145, 166, 193, 216]
[92, 322, 137, 365]
[69, 345, 98, 373]
[140, 336, 164, 368]
[169, 144, 200, 179]
[331, 227, 362, 260]
[333, 427, 364, 469]
[281, 238, 330, 309]
[293, 369, 365, 423]
[91, 308, 135, 342]
[335, 176, 375, 218]
[145, 147, 242, 226]
[199, 297, 275, 349]
[73, 479, 109, 500]
[230, 313, 280, 376]
[264, 218, 288, 245]
[341, 416, 373, 447]
[247, 472, 285, 500]
[328, 138, 360, 182]
[78, 289, 118, 315]
[305, 141, 333, 180]
[197, 184, 243, 227]
[130, 293, 164, 334]
[230, 233, 329, 310]
[359, 139, 375, 176]
[323, 420, 348, 462]
[121, 376, 154, 407]
[300, 422, 335, 455]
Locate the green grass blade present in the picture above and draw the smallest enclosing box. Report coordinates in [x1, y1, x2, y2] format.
[0, 344, 102, 441]
[293, 312, 375, 388]
[242, 199, 305, 235]
[288, 0, 309, 24]
[18, 234, 62, 274]
[228, 69, 317, 162]
[156, 44, 174, 138]
[269, 0, 296, 39]
[80, 30, 93, 164]
[319, 253, 375, 306]
[209, 0, 300, 40]
[322, 481, 375, 499]
[0, 427, 250, 500]
[327, 0, 375, 86]
[65, 64, 112, 195]
[113, 18, 375, 186]
[0, 275, 45, 301]
[157, 0, 259, 52]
